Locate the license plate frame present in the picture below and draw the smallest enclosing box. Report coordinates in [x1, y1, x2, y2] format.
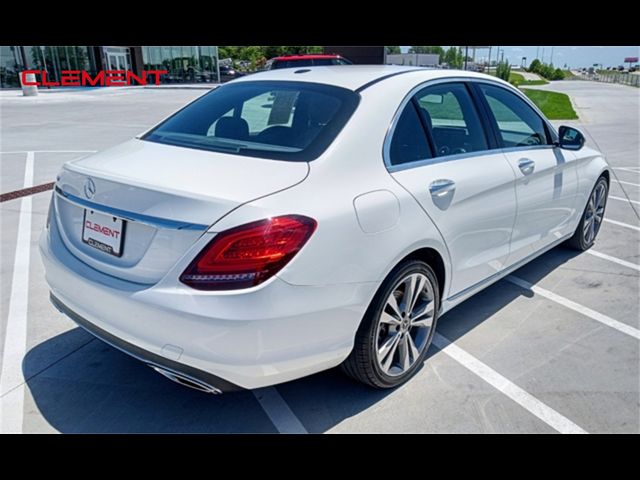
[82, 209, 126, 257]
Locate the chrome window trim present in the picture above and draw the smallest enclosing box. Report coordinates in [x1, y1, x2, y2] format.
[54, 186, 209, 231]
[383, 77, 559, 172]
[387, 148, 496, 173]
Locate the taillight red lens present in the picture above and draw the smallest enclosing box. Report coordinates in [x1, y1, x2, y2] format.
[180, 215, 317, 290]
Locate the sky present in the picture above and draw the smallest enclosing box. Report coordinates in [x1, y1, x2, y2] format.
[399, 46, 640, 68]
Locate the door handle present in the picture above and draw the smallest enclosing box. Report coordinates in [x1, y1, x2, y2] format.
[429, 179, 456, 197]
[518, 158, 535, 175]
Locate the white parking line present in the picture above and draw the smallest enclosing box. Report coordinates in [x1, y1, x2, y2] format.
[613, 179, 640, 188]
[0, 152, 34, 434]
[432, 333, 587, 434]
[506, 275, 640, 340]
[603, 218, 640, 232]
[609, 195, 640, 206]
[586, 250, 640, 272]
[0, 150, 97, 154]
[613, 167, 640, 173]
[253, 387, 307, 434]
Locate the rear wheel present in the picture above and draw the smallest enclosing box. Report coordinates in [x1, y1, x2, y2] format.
[566, 176, 608, 251]
[341, 260, 440, 388]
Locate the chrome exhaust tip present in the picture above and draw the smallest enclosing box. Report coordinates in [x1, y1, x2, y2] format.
[149, 365, 222, 394]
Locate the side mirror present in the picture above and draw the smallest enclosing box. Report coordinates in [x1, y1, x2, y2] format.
[558, 125, 585, 150]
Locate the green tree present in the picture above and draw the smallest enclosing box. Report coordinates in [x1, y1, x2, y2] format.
[552, 68, 565, 80]
[495, 60, 511, 81]
[528, 58, 541, 73]
[386, 46, 401, 54]
[443, 46, 463, 68]
[218, 46, 324, 69]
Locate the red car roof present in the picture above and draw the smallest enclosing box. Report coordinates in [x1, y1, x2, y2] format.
[272, 54, 342, 61]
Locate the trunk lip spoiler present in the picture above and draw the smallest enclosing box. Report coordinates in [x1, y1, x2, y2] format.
[54, 185, 209, 231]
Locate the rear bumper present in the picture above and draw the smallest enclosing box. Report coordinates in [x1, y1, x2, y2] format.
[49, 293, 238, 393]
[40, 223, 377, 390]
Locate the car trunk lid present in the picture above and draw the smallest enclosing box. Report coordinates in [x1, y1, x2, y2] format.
[53, 139, 309, 284]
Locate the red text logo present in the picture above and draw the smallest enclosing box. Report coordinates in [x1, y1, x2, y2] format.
[85, 220, 121, 238]
[21, 70, 168, 87]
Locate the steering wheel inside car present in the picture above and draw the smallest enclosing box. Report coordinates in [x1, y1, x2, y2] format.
[517, 134, 542, 147]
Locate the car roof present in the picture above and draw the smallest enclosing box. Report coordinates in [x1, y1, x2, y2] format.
[231, 65, 502, 92]
[272, 54, 342, 61]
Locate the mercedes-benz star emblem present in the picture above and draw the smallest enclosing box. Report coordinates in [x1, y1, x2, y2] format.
[84, 178, 96, 199]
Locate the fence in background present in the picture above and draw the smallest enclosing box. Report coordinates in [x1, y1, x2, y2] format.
[569, 72, 640, 88]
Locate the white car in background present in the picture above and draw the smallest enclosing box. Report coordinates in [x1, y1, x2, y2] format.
[41, 66, 609, 393]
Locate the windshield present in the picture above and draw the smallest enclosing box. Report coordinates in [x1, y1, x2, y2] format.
[143, 81, 360, 162]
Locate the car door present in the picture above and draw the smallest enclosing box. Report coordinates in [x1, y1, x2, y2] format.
[388, 81, 518, 298]
[475, 83, 579, 265]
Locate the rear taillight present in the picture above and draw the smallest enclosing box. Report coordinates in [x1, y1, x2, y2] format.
[180, 215, 317, 290]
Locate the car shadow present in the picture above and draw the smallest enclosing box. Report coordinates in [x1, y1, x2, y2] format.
[24, 246, 583, 433]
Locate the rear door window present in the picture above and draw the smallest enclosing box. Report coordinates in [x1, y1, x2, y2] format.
[389, 103, 432, 166]
[415, 82, 489, 157]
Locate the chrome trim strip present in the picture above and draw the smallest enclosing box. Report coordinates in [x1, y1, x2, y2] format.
[387, 149, 498, 173]
[383, 76, 559, 172]
[54, 185, 208, 231]
[446, 233, 572, 302]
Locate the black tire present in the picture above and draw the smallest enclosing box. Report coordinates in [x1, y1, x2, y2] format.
[341, 259, 440, 388]
[565, 176, 609, 251]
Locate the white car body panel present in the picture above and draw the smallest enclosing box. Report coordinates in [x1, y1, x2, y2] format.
[40, 66, 609, 391]
[390, 151, 517, 297]
[503, 147, 579, 265]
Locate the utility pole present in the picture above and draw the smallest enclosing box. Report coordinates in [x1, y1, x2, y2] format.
[487, 46, 492, 72]
[541, 47, 545, 63]
[536, 46, 539, 60]
[464, 45, 468, 70]
[550, 46, 554, 65]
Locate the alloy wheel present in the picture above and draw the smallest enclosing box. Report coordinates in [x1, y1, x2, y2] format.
[375, 273, 435, 376]
[583, 182, 607, 244]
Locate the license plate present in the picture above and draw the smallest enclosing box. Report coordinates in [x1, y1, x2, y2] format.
[82, 209, 125, 257]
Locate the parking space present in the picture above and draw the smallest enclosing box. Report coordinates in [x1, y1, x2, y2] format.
[1, 82, 638, 433]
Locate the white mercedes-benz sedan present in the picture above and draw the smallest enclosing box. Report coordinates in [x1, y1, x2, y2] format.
[41, 66, 610, 393]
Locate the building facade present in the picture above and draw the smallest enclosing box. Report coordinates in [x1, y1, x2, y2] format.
[0, 46, 220, 88]
[385, 53, 440, 67]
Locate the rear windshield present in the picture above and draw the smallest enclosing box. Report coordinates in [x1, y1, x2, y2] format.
[143, 81, 360, 161]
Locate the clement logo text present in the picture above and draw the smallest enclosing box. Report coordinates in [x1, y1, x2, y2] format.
[85, 220, 121, 238]
[21, 69, 168, 87]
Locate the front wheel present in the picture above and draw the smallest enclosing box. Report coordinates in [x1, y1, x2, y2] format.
[341, 260, 440, 388]
[566, 176, 608, 251]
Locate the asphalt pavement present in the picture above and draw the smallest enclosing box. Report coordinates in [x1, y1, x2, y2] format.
[0, 82, 638, 433]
